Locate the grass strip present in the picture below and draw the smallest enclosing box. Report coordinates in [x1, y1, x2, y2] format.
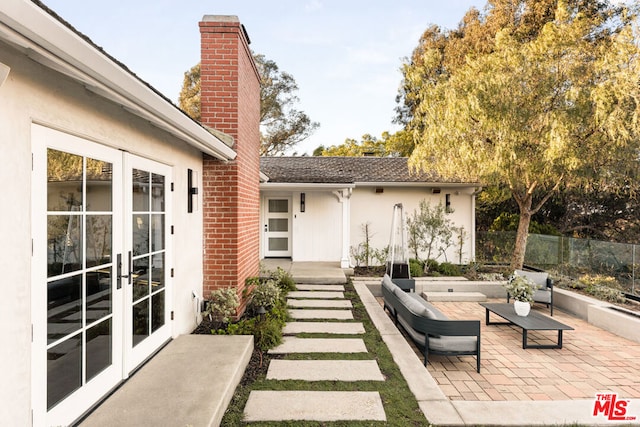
[220, 279, 429, 426]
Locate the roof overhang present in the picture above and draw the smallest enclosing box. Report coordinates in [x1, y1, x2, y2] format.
[0, 0, 236, 161]
[261, 182, 356, 192]
[354, 181, 481, 188]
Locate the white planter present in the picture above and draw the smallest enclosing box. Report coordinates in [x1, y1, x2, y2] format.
[514, 300, 531, 317]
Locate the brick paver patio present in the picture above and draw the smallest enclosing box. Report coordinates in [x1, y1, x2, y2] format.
[388, 298, 640, 401]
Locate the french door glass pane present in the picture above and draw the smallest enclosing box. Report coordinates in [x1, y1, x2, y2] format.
[86, 158, 112, 211]
[151, 253, 165, 290]
[86, 267, 112, 322]
[86, 319, 112, 382]
[151, 174, 165, 212]
[47, 334, 82, 410]
[151, 214, 164, 252]
[132, 169, 150, 211]
[132, 257, 150, 301]
[151, 291, 165, 332]
[47, 149, 82, 211]
[86, 215, 112, 268]
[47, 215, 83, 277]
[47, 276, 82, 343]
[132, 300, 150, 347]
[132, 214, 149, 256]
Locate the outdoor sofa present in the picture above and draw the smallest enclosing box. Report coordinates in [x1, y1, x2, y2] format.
[381, 274, 481, 372]
[507, 269, 554, 316]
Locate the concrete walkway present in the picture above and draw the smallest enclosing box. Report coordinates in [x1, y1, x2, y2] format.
[243, 285, 389, 423]
[79, 335, 253, 427]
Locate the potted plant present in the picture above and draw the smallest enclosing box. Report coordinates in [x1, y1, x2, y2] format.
[505, 273, 535, 316]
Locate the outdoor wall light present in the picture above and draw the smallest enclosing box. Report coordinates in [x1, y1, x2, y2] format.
[375, 187, 384, 194]
[432, 188, 441, 194]
[187, 168, 198, 213]
[445, 193, 452, 213]
[300, 193, 305, 212]
[0, 62, 10, 88]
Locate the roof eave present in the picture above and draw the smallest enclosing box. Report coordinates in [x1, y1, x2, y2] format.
[0, 0, 236, 161]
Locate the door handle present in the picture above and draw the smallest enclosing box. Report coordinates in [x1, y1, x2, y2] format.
[264, 224, 268, 232]
[116, 251, 133, 289]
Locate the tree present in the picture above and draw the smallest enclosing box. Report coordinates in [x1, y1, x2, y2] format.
[179, 54, 319, 156]
[407, 1, 640, 269]
[317, 131, 414, 157]
[406, 200, 453, 262]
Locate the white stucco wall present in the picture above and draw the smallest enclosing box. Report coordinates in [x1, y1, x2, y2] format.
[350, 185, 476, 265]
[0, 42, 206, 425]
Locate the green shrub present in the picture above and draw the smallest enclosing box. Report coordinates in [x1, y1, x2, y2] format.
[248, 279, 281, 311]
[273, 267, 296, 293]
[202, 287, 239, 323]
[425, 259, 439, 273]
[437, 262, 462, 276]
[409, 258, 424, 277]
[578, 274, 626, 303]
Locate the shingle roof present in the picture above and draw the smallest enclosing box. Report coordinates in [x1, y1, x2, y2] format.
[260, 156, 464, 184]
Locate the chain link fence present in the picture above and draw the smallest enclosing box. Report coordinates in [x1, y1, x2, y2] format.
[477, 231, 638, 295]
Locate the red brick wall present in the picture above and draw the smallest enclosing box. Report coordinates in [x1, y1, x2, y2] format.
[199, 16, 261, 301]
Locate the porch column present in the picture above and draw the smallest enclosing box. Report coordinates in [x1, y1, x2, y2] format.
[332, 188, 352, 268]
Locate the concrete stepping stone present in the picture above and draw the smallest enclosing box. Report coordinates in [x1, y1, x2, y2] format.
[243, 390, 386, 422]
[288, 291, 345, 299]
[296, 284, 345, 291]
[283, 321, 365, 335]
[267, 359, 384, 381]
[268, 337, 367, 354]
[287, 299, 352, 308]
[288, 309, 353, 320]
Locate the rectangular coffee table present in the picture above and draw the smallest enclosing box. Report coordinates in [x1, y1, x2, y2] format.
[479, 303, 574, 349]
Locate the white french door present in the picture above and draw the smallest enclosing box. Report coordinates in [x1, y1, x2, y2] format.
[31, 125, 172, 426]
[123, 155, 172, 372]
[264, 197, 292, 257]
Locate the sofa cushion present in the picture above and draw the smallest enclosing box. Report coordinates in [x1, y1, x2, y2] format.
[429, 335, 477, 353]
[394, 287, 431, 318]
[382, 274, 396, 294]
[406, 293, 449, 320]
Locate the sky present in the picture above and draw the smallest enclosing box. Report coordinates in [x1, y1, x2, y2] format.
[42, 0, 486, 155]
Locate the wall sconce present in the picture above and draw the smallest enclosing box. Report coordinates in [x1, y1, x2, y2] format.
[0, 62, 9, 88]
[445, 193, 452, 213]
[300, 193, 305, 212]
[375, 187, 384, 194]
[432, 188, 441, 194]
[187, 168, 198, 213]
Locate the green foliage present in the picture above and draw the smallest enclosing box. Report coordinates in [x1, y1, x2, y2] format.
[409, 258, 424, 277]
[405, 1, 640, 269]
[437, 262, 462, 276]
[504, 274, 535, 303]
[425, 258, 439, 273]
[406, 200, 453, 261]
[578, 274, 627, 303]
[202, 287, 239, 323]
[319, 131, 413, 157]
[490, 212, 560, 235]
[272, 267, 296, 293]
[248, 279, 281, 311]
[179, 54, 318, 156]
[350, 223, 388, 267]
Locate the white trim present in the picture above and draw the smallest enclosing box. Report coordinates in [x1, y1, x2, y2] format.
[0, 0, 236, 161]
[261, 183, 356, 191]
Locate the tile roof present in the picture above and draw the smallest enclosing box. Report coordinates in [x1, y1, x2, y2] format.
[260, 156, 465, 184]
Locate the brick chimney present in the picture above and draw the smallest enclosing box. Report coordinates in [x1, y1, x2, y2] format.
[199, 15, 261, 299]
